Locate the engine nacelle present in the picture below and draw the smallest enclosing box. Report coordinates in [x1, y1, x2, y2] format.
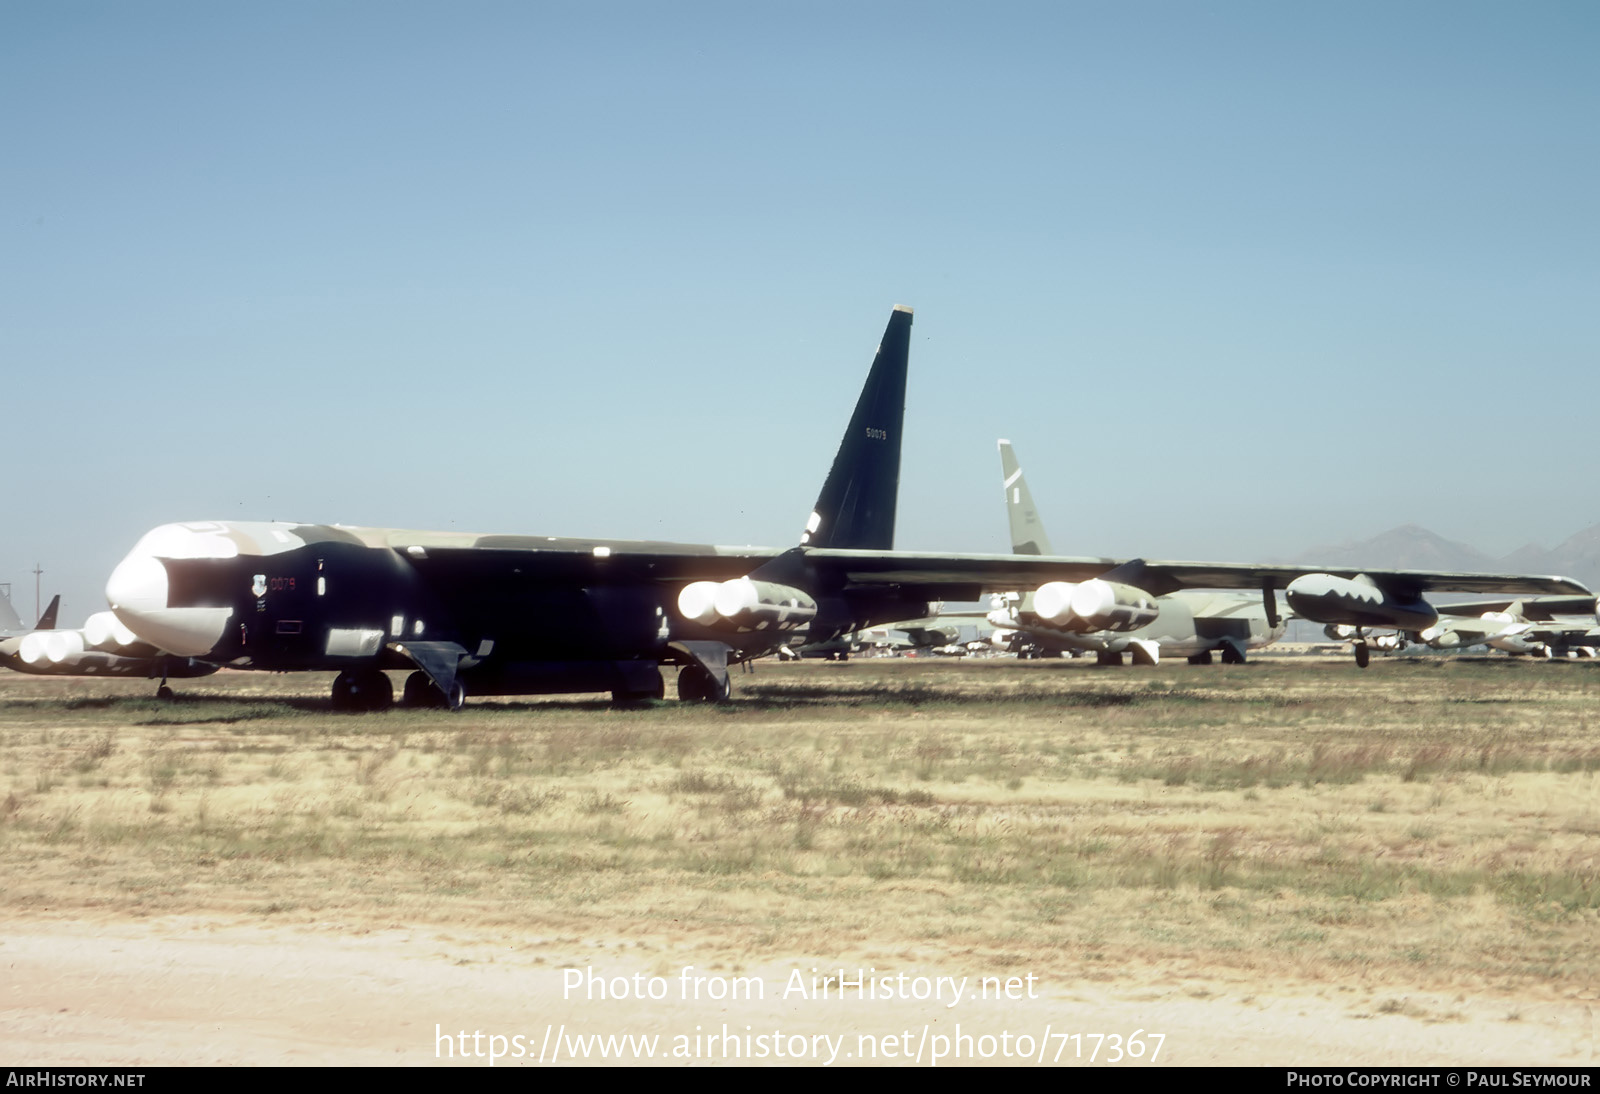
[677, 582, 723, 626]
[1418, 624, 1461, 648]
[1068, 580, 1159, 632]
[43, 630, 86, 663]
[1030, 581, 1079, 626]
[677, 578, 817, 633]
[1490, 632, 1541, 656]
[84, 610, 141, 651]
[17, 632, 46, 664]
[1029, 580, 1158, 633]
[1286, 573, 1438, 631]
[15, 630, 92, 664]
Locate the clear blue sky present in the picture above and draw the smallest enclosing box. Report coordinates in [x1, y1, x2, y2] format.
[3, 1, 1596, 622]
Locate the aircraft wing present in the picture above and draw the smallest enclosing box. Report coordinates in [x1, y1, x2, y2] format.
[1422, 617, 1509, 642]
[1525, 624, 1600, 647]
[1117, 562, 1591, 599]
[392, 541, 783, 584]
[386, 542, 1588, 618]
[1424, 594, 1597, 621]
[798, 549, 1591, 601]
[799, 549, 1120, 597]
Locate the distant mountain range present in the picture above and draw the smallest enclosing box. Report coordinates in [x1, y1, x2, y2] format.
[1292, 523, 1600, 594]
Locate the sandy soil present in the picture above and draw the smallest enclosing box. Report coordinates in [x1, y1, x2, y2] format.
[3, 914, 1595, 1067]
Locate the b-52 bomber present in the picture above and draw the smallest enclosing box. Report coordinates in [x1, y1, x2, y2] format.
[103, 307, 1592, 709]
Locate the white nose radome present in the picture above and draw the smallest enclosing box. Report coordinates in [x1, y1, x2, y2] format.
[106, 543, 232, 658]
[105, 552, 169, 616]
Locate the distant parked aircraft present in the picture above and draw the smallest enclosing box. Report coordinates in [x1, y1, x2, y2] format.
[985, 441, 1286, 665]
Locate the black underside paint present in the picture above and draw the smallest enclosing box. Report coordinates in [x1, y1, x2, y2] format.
[161, 542, 931, 685]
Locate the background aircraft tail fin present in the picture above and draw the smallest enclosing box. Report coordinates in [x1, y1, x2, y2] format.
[998, 439, 1053, 555]
[0, 585, 22, 632]
[799, 306, 912, 551]
[35, 594, 60, 631]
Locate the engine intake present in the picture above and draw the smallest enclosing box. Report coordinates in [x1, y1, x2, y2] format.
[677, 578, 818, 633]
[1028, 580, 1158, 633]
[1069, 580, 1159, 632]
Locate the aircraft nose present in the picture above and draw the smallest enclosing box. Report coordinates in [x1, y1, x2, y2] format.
[107, 535, 234, 658]
[105, 551, 169, 616]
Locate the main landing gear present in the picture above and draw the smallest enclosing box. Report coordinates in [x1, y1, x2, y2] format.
[401, 670, 465, 710]
[340, 669, 465, 711]
[677, 665, 731, 702]
[331, 668, 395, 712]
[1188, 642, 1246, 666]
[611, 671, 666, 705]
[667, 640, 732, 703]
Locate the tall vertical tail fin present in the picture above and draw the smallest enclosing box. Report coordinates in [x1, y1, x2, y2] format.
[799, 306, 912, 551]
[35, 594, 60, 631]
[998, 440, 1053, 555]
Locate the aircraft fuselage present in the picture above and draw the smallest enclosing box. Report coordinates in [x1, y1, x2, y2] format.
[106, 520, 933, 702]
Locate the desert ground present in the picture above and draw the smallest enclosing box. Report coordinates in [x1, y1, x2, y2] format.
[2, 655, 1597, 1066]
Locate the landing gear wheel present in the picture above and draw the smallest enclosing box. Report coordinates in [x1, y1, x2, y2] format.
[1220, 643, 1246, 665]
[402, 671, 449, 709]
[612, 671, 666, 705]
[332, 668, 394, 712]
[677, 667, 705, 701]
[1187, 651, 1214, 666]
[677, 666, 730, 703]
[1354, 643, 1371, 669]
[1095, 651, 1125, 667]
[155, 684, 175, 700]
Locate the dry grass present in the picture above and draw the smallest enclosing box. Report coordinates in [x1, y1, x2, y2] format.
[2, 656, 1597, 991]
